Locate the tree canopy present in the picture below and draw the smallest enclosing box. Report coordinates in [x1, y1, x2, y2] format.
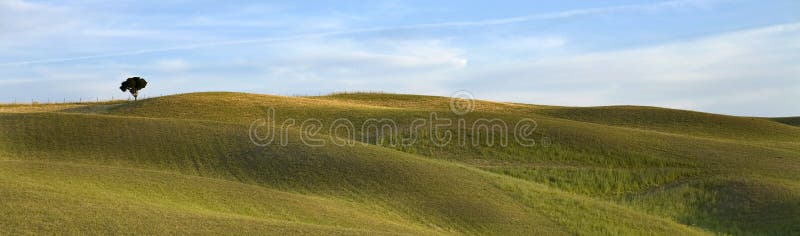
[119, 77, 148, 101]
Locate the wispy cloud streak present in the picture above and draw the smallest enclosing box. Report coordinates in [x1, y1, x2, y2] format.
[0, 0, 711, 67]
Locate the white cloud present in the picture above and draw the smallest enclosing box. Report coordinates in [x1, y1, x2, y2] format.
[389, 0, 714, 30]
[0, 0, 77, 40]
[0, 0, 713, 66]
[81, 29, 163, 38]
[6, 21, 794, 116]
[244, 39, 467, 94]
[153, 59, 191, 72]
[268, 39, 466, 75]
[459, 22, 800, 116]
[0, 0, 795, 117]
[488, 36, 567, 52]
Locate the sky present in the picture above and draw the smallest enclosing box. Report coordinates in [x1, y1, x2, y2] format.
[0, 0, 798, 116]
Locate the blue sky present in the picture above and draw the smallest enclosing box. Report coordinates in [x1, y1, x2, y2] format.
[0, 0, 798, 116]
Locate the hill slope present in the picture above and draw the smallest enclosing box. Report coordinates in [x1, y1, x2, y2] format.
[2, 92, 798, 235]
[771, 116, 800, 127]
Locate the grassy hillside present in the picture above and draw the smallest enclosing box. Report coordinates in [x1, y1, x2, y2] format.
[534, 105, 800, 141]
[1, 92, 798, 235]
[771, 117, 800, 127]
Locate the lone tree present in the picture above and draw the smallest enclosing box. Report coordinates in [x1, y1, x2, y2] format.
[119, 77, 148, 101]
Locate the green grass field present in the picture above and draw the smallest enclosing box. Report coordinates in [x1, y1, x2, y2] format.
[1, 92, 798, 235]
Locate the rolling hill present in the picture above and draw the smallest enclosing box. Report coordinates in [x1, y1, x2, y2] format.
[1, 92, 798, 235]
[771, 117, 800, 127]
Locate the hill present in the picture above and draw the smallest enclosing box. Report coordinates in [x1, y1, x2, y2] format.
[771, 117, 800, 127]
[1, 92, 799, 235]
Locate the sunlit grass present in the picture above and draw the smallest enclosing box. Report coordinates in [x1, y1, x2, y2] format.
[2, 91, 798, 235]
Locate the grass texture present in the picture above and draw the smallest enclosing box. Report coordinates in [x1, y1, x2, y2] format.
[1, 91, 798, 235]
